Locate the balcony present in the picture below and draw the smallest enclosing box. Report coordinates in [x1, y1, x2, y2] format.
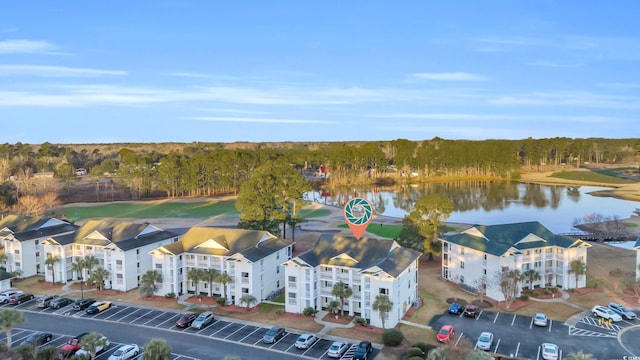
[288, 281, 297, 288]
[336, 273, 350, 282]
[241, 278, 249, 284]
[116, 265, 123, 271]
[185, 260, 195, 267]
[288, 298, 297, 305]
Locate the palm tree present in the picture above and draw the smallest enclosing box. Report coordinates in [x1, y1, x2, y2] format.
[239, 294, 257, 311]
[83, 255, 100, 279]
[203, 268, 220, 297]
[0, 249, 7, 268]
[44, 255, 61, 284]
[79, 332, 109, 360]
[0, 308, 25, 349]
[327, 300, 340, 315]
[568, 259, 587, 289]
[139, 270, 162, 298]
[372, 294, 393, 329]
[331, 281, 353, 316]
[565, 350, 595, 360]
[187, 268, 204, 298]
[36, 345, 58, 360]
[142, 338, 172, 360]
[70, 259, 86, 299]
[89, 267, 110, 291]
[523, 269, 541, 290]
[215, 271, 233, 303]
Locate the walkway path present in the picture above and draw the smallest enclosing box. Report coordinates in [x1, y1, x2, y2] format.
[528, 289, 590, 326]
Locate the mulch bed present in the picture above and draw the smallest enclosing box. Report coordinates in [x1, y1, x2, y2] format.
[445, 297, 469, 306]
[567, 287, 603, 296]
[184, 296, 217, 305]
[322, 313, 353, 325]
[471, 299, 493, 309]
[217, 305, 259, 314]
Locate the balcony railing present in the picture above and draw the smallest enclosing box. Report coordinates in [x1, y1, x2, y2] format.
[288, 281, 297, 288]
[116, 265, 123, 271]
[241, 278, 249, 284]
[185, 260, 195, 267]
[288, 298, 297, 305]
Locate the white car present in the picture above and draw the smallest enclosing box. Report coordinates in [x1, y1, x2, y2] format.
[75, 336, 110, 358]
[541, 343, 559, 360]
[108, 344, 140, 360]
[327, 341, 348, 358]
[0, 290, 23, 304]
[475, 332, 493, 351]
[295, 333, 317, 349]
[533, 312, 548, 327]
[592, 305, 622, 322]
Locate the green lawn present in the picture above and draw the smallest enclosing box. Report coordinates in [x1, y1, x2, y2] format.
[549, 170, 636, 184]
[338, 222, 403, 238]
[64, 199, 333, 221]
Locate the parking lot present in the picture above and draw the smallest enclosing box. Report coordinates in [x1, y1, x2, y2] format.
[1, 297, 379, 360]
[430, 307, 639, 359]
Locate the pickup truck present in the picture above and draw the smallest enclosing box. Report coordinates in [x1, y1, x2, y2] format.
[58, 332, 89, 358]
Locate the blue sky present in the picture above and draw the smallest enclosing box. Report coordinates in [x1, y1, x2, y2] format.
[1, 1, 639, 144]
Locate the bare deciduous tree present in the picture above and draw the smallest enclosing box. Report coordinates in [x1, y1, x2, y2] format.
[470, 274, 489, 303]
[573, 213, 631, 242]
[495, 269, 523, 309]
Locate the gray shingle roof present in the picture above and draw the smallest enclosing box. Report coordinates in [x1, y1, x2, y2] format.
[154, 227, 292, 261]
[296, 234, 421, 278]
[443, 221, 588, 256]
[0, 215, 77, 241]
[48, 219, 177, 251]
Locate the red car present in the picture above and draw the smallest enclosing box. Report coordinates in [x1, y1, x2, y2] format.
[437, 325, 455, 343]
[59, 333, 89, 358]
[175, 313, 198, 328]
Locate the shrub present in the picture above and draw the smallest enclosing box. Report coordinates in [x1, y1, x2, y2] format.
[520, 294, 529, 301]
[355, 316, 367, 325]
[382, 328, 404, 346]
[550, 287, 560, 293]
[275, 309, 284, 315]
[302, 307, 318, 317]
[164, 292, 176, 299]
[216, 297, 227, 306]
[407, 347, 424, 357]
[544, 289, 551, 295]
[413, 342, 429, 353]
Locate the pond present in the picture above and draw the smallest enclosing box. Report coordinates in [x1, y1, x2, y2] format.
[305, 181, 640, 233]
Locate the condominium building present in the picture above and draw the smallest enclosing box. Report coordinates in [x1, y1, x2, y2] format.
[150, 227, 292, 305]
[283, 234, 421, 328]
[441, 221, 590, 301]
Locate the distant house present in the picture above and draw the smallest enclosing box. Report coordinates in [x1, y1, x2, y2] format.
[0, 215, 78, 278]
[42, 220, 180, 291]
[0, 269, 15, 292]
[150, 227, 292, 305]
[441, 221, 591, 301]
[283, 234, 421, 328]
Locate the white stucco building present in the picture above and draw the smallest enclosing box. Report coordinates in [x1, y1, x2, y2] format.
[42, 219, 180, 291]
[0, 215, 77, 278]
[634, 236, 640, 280]
[441, 221, 591, 302]
[150, 227, 292, 305]
[283, 234, 421, 329]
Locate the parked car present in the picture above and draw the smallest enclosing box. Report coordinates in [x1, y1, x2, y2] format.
[327, 341, 348, 358]
[541, 342, 559, 360]
[534, 312, 548, 327]
[262, 326, 286, 344]
[190, 311, 214, 329]
[175, 313, 199, 328]
[75, 335, 110, 358]
[21, 332, 53, 347]
[72, 298, 96, 311]
[9, 293, 34, 305]
[295, 333, 317, 349]
[35, 295, 58, 308]
[437, 325, 455, 343]
[592, 305, 622, 322]
[86, 301, 112, 314]
[608, 302, 637, 320]
[353, 341, 373, 360]
[59, 333, 89, 358]
[0, 290, 23, 304]
[108, 344, 140, 360]
[49, 297, 74, 309]
[475, 331, 493, 351]
[448, 302, 463, 315]
[463, 304, 479, 318]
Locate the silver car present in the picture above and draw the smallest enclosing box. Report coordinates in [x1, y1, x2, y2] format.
[608, 302, 637, 320]
[190, 311, 214, 329]
[475, 332, 493, 351]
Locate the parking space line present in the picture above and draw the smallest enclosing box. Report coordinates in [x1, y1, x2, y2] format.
[511, 314, 517, 326]
[536, 345, 541, 360]
[476, 310, 483, 320]
[239, 327, 261, 342]
[156, 315, 177, 328]
[548, 319, 553, 332]
[224, 324, 246, 339]
[142, 311, 167, 326]
[454, 332, 464, 346]
[493, 338, 500, 354]
[129, 309, 153, 324]
[211, 322, 234, 336]
[493, 313, 499, 323]
[529, 317, 534, 329]
[514, 342, 520, 358]
[103, 306, 130, 320]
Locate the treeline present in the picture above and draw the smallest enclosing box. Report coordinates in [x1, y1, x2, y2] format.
[0, 137, 637, 202]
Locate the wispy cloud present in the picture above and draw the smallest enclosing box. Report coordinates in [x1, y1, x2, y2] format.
[0, 39, 59, 54]
[487, 91, 640, 109]
[0, 64, 126, 77]
[525, 60, 581, 68]
[411, 72, 488, 81]
[196, 108, 271, 115]
[186, 116, 335, 124]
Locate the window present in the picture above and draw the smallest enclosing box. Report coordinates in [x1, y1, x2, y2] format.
[546, 248, 553, 253]
[277, 266, 279, 274]
[15, 262, 20, 267]
[460, 247, 465, 255]
[86, 246, 92, 250]
[35, 252, 40, 257]
[535, 249, 542, 254]
[116, 274, 123, 279]
[483, 269, 487, 275]
[288, 276, 296, 282]
[14, 249, 19, 255]
[289, 292, 296, 299]
[276, 251, 279, 260]
[460, 261, 464, 269]
[323, 281, 331, 287]
[116, 260, 123, 265]
[277, 280, 280, 288]
[136, 249, 140, 254]
[525, 250, 530, 256]
[557, 249, 563, 254]
[379, 288, 388, 295]
[484, 254, 487, 260]
[137, 262, 140, 268]
[242, 288, 249, 294]
[35, 240, 39, 245]
[460, 275, 464, 284]
[155, 264, 162, 269]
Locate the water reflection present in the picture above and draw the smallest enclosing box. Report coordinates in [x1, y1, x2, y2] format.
[305, 181, 639, 233]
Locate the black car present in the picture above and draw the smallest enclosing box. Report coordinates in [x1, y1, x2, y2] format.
[9, 293, 34, 305]
[72, 298, 96, 311]
[262, 326, 286, 344]
[21, 332, 53, 347]
[353, 341, 373, 360]
[175, 313, 198, 328]
[49, 297, 74, 309]
[463, 304, 480, 318]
